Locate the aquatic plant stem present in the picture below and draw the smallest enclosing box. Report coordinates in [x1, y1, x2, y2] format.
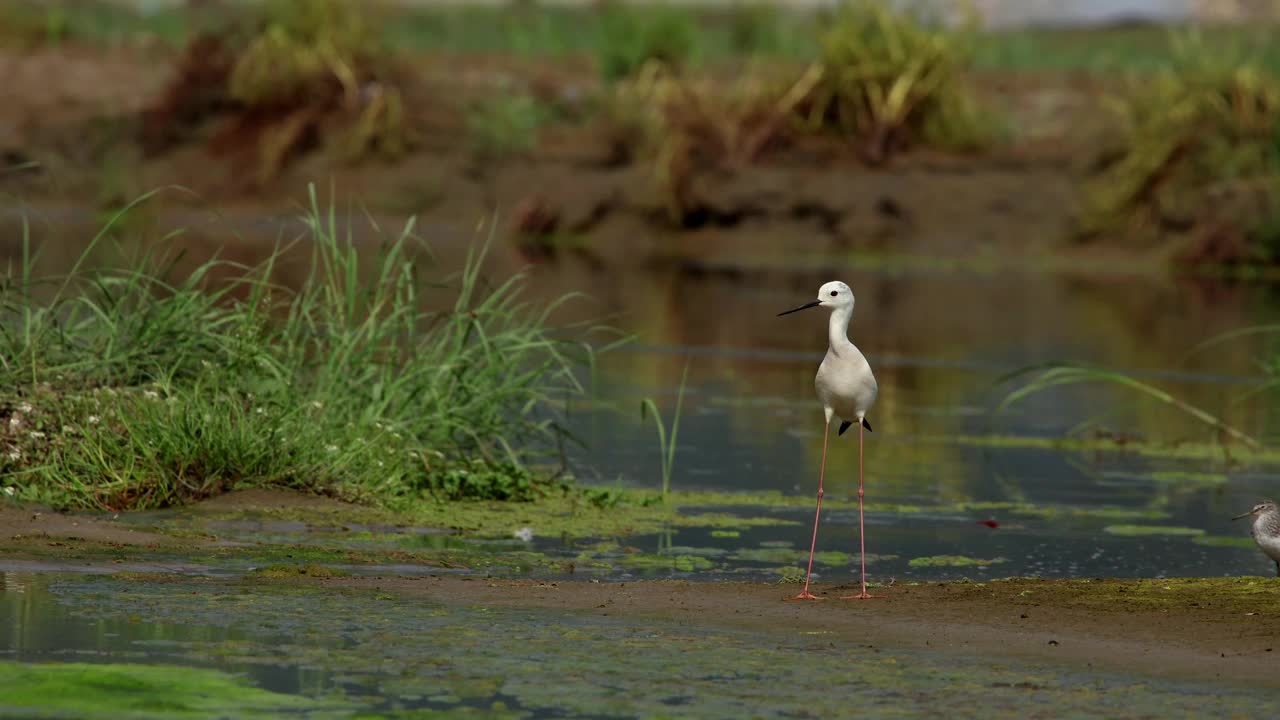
[786, 420, 829, 602]
[842, 423, 878, 600]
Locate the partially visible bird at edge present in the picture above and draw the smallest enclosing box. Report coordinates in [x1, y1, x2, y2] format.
[1234, 499, 1280, 577]
[777, 280, 879, 601]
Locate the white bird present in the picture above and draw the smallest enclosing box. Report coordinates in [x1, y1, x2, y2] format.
[1233, 499, 1280, 577]
[778, 280, 879, 600]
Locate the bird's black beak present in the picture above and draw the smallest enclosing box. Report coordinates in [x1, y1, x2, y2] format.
[1232, 510, 1254, 521]
[777, 300, 822, 317]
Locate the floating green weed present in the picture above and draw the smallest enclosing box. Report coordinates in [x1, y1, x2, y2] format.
[1192, 534, 1256, 549]
[1146, 470, 1228, 485]
[1102, 525, 1206, 537]
[734, 547, 853, 566]
[908, 555, 1007, 568]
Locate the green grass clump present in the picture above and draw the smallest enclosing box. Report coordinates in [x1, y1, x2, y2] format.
[1081, 31, 1280, 255]
[228, 0, 386, 108]
[145, 0, 411, 182]
[0, 188, 596, 511]
[805, 1, 995, 164]
[465, 92, 549, 166]
[596, 3, 700, 83]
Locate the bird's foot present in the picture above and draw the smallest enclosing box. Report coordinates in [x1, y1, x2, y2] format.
[839, 592, 882, 600]
[784, 591, 824, 601]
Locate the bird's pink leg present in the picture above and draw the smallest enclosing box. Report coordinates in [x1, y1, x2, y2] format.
[842, 422, 880, 600]
[786, 420, 830, 601]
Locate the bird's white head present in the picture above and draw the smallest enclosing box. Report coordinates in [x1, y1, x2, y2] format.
[1233, 499, 1279, 521]
[777, 280, 855, 317]
[817, 281, 854, 310]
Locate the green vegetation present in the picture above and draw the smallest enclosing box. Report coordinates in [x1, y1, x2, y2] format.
[19, 1, 1280, 77]
[0, 661, 344, 719]
[0, 187, 597, 511]
[596, 2, 699, 83]
[144, 0, 411, 182]
[806, 0, 993, 163]
[465, 92, 549, 166]
[999, 362, 1261, 450]
[639, 362, 689, 501]
[908, 554, 1008, 568]
[1102, 524, 1206, 537]
[1080, 30, 1280, 257]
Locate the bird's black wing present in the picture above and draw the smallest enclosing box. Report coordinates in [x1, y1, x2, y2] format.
[839, 419, 874, 436]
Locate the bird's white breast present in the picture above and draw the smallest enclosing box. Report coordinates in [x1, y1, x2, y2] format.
[815, 345, 878, 421]
[1253, 521, 1280, 561]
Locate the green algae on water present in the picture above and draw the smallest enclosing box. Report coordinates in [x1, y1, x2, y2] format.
[249, 563, 351, 578]
[733, 548, 854, 567]
[1102, 525, 1205, 537]
[909, 555, 1008, 568]
[1192, 535, 1255, 549]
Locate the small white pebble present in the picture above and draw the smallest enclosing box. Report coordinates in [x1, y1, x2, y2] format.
[87, 415, 100, 425]
[514, 527, 534, 542]
[28, 431, 45, 440]
[8, 416, 20, 429]
[17, 402, 32, 413]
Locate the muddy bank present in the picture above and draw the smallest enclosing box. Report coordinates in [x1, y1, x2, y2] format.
[322, 574, 1280, 689]
[0, 504, 178, 547]
[0, 43, 1116, 265]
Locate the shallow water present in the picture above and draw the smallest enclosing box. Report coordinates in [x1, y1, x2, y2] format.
[539, 257, 1280, 582]
[7, 206, 1280, 582]
[2, 572, 1276, 719]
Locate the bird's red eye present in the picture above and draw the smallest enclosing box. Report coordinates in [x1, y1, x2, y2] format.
[829, 291, 838, 297]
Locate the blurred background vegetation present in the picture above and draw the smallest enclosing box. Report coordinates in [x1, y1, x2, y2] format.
[1, 0, 1279, 266]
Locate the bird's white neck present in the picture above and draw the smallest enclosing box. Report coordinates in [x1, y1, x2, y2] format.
[828, 304, 854, 353]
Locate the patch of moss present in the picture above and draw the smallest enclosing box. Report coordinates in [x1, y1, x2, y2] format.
[248, 563, 350, 578]
[979, 577, 1280, 612]
[0, 661, 346, 718]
